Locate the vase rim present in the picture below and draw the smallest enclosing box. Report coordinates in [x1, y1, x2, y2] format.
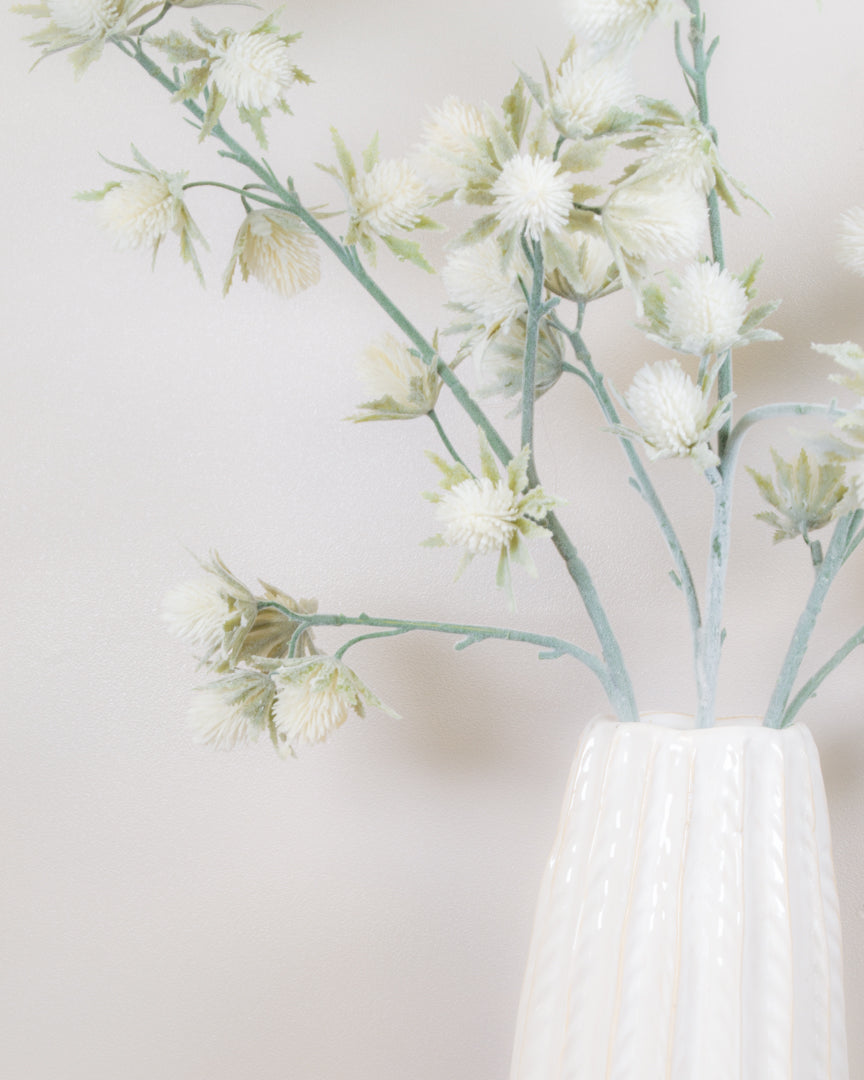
[602, 711, 799, 732]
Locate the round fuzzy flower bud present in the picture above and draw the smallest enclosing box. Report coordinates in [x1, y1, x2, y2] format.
[415, 96, 489, 192]
[664, 262, 749, 356]
[438, 476, 521, 555]
[47, 0, 121, 36]
[271, 658, 398, 749]
[188, 669, 276, 750]
[99, 173, 179, 250]
[837, 207, 864, 277]
[562, 0, 687, 54]
[602, 178, 706, 265]
[550, 50, 635, 138]
[353, 159, 429, 236]
[224, 210, 320, 299]
[210, 30, 297, 111]
[624, 358, 723, 468]
[353, 334, 441, 421]
[442, 237, 528, 326]
[492, 154, 574, 240]
[475, 320, 565, 403]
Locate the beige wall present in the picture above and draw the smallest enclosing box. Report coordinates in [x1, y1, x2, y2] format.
[2, 1, 863, 1076]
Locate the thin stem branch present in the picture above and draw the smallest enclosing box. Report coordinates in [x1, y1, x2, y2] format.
[182, 179, 288, 210]
[781, 622, 864, 727]
[520, 236, 545, 465]
[334, 627, 412, 660]
[554, 315, 703, 650]
[259, 602, 610, 682]
[764, 514, 855, 728]
[428, 408, 467, 468]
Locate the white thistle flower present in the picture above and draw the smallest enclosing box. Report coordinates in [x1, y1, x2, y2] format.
[271, 658, 398, 749]
[492, 154, 574, 241]
[210, 30, 298, 112]
[550, 50, 635, 138]
[224, 210, 320, 299]
[47, 0, 121, 36]
[623, 359, 729, 470]
[601, 177, 707, 300]
[415, 96, 489, 192]
[562, 0, 687, 54]
[188, 669, 276, 750]
[442, 237, 528, 326]
[837, 207, 864, 277]
[99, 173, 179, 250]
[162, 553, 258, 671]
[353, 159, 430, 236]
[633, 121, 718, 197]
[438, 477, 522, 556]
[664, 262, 749, 356]
[352, 334, 441, 421]
[425, 432, 562, 600]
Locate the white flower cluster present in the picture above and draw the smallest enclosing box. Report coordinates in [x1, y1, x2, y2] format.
[352, 334, 441, 422]
[164, 556, 396, 753]
[622, 359, 731, 470]
[562, 0, 688, 55]
[210, 30, 297, 112]
[223, 210, 320, 299]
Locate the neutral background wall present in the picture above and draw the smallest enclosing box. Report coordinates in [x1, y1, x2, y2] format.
[2, 1, 863, 1077]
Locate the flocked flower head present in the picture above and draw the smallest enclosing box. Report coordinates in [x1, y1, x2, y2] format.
[424, 431, 562, 603]
[82, 147, 206, 282]
[474, 319, 565, 406]
[837, 207, 864, 277]
[21, 0, 140, 74]
[601, 176, 707, 301]
[749, 449, 851, 544]
[639, 259, 781, 357]
[162, 552, 259, 671]
[223, 209, 320, 299]
[442, 236, 528, 328]
[150, 13, 309, 147]
[562, 0, 688, 55]
[414, 96, 489, 194]
[47, 0, 121, 36]
[544, 221, 617, 301]
[620, 358, 731, 470]
[322, 130, 437, 269]
[271, 657, 399, 750]
[549, 48, 636, 138]
[188, 667, 277, 750]
[492, 153, 574, 241]
[663, 262, 748, 354]
[351, 334, 441, 422]
[353, 159, 430, 236]
[210, 29, 297, 111]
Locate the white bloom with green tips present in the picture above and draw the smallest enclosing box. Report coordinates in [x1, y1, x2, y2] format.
[352, 334, 441, 422]
[424, 431, 562, 599]
[271, 657, 399, 750]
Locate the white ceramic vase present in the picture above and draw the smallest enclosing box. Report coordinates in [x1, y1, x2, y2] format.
[509, 714, 849, 1080]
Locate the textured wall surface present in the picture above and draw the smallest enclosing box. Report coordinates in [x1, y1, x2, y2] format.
[2, 2, 863, 1078]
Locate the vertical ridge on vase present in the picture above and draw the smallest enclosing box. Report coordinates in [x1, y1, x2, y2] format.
[741, 736, 793, 1080]
[606, 731, 694, 1080]
[558, 726, 654, 1080]
[785, 735, 831, 1080]
[669, 732, 745, 1080]
[509, 720, 619, 1080]
[801, 729, 849, 1080]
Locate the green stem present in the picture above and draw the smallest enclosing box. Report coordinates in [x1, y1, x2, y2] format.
[181, 180, 287, 210]
[520, 236, 544, 466]
[764, 514, 854, 728]
[260, 602, 611, 683]
[334, 627, 412, 660]
[556, 317, 703, 652]
[428, 408, 466, 469]
[781, 622, 864, 727]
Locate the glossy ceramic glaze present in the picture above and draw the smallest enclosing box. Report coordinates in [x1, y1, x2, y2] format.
[509, 714, 849, 1080]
